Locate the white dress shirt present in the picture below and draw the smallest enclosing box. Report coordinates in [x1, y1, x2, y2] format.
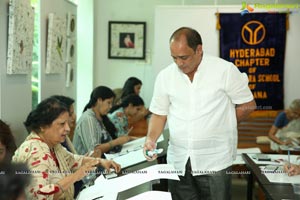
[150, 53, 254, 176]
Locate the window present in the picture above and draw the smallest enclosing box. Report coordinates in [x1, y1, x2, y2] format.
[31, 0, 39, 109]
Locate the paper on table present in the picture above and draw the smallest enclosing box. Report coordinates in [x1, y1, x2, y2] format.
[76, 184, 118, 200]
[105, 135, 164, 160]
[233, 148, 261, 165]
[78, 164, 178, 200]
[127, 191, 172, 200]
[263, 169, 300, 184]
[248, 153, 300, 165]
[112, 148, 146, 169]
[101, 164, 178, 193]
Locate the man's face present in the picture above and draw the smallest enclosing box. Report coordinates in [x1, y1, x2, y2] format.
[170, 36, 202, 75]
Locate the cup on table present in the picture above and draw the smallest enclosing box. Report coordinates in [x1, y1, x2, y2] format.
[293, 183, 300, 196]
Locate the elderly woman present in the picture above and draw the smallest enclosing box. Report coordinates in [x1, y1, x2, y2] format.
[13, 97, 120, 200]
[268, 99, 300, 151]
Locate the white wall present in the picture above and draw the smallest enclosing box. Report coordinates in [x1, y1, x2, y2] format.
[93, 0, 300, 108]
[39, 0, 77, 101]
[0, 0, 77, 146]
[94, 0, 300, 108]
[284, 12, 300, 106]
[0, 0, 32, 145]
[93, 0, 184, 106]
[76, 0, 94, 115]
[153, 6, 300, 107]
[1, 0, 300, 146]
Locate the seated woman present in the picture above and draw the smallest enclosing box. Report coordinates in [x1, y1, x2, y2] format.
[0, 119, 17, 163]
[12, 97, 120, 200]
[73, 86, 136, 156]
[268, 99, 300, 151]
[113, 77, 142, 106]
[114, 77, 150, 137]
[51, 95, 77, 154]
[108, 94, 145, 137]
[51, 95, 95, 198]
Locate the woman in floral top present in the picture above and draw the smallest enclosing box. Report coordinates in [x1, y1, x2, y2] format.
[13, 97, 120, 200]
[108, 94, 145, 137]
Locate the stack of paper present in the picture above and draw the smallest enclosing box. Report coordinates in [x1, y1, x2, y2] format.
[105, 135, 164, 168]
[77, 164, 179, 200]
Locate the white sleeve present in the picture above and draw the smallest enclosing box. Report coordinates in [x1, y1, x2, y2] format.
[149, 71, 170, 115]
[225, 64, 254, 105]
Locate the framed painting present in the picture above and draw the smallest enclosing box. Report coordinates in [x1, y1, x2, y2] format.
[108, 21, 146, 59]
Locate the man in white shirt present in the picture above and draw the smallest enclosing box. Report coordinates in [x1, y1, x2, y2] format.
[143, 27, 256, 200]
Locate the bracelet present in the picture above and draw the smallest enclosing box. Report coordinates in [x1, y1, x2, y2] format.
[56, 182, 64, 194]
[109, 141, 113, 149]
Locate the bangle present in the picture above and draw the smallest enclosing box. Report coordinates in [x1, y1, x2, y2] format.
[56, 182, 64, 194]
[109, 141, 113, 149]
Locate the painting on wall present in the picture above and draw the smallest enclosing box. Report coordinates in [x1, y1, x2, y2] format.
[66, 38, 75, 63]
[46, 13, 67, 74]
[108, 21, 146, 59]
[66, 12, 76, 37]
[65, 63, 74, 87]
[7, 0, 35, 74]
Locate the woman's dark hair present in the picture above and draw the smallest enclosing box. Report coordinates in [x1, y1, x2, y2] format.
[51, 95, 74, 111]
[24, 97, 68, 133]
[83, 86, 117, 138]
[0, 120, 17, 163]
[110, 94, 144, 114]
[83, 86, 115, 112]
[0, 162, 31, 200]
[102, 115, 117, 139]
[121, 77, 142, 99]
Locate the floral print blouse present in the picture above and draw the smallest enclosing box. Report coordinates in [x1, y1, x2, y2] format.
[12, 132, 84, 200]
[108, 107, 129, 137]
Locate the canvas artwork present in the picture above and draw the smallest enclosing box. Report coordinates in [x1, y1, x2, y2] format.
[46, 13, 67, 74]
[66, 37, 76, 63]
[66, 12, 76, 37]
[65, 63, 74, 87]
[7, 0, 35, 74]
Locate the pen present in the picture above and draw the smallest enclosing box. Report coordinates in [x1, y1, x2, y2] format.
[288, 150, 291, 169]
[91, 196, 103, 200]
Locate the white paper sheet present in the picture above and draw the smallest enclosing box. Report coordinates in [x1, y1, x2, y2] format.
[76, 184, 118, 200]
[233, 148, 261, 165]
[127, 191, 172, 200]
[112, 149, 147, 169]
[105, 135, 164, 169]
[105, 135, 164, 160]
[261, 165, 300, 184]
[247, 153, 300, 165]
[77, 164, 179, 200]
[245, 153, 300, 184]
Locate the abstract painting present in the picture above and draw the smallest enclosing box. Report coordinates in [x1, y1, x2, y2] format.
[7, 0, 35, 74]
[46, 13, 67, 74]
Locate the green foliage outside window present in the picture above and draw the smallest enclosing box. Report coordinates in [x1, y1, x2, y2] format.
[31, 0, 39, 109]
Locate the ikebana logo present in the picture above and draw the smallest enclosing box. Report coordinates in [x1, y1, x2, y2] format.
[241, 2, 254, 15]
[240, 1, 300, 15]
